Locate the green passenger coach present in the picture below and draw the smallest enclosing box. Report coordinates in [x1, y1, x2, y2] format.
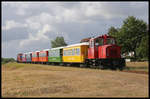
[48, 47, 64, 62]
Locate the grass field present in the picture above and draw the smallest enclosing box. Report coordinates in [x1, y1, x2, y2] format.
[125, 62, 149, 72]
[2, 62, 149, 97]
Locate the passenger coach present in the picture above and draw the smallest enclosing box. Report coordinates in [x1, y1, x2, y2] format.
[63, 42, 89, 65]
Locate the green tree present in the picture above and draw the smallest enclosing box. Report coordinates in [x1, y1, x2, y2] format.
[108, 16, 148, 58]
[2, 58, 16, 64]
[136, 33, 149, 59]
[51, 36, 67, 48]
[108, 26, 119, 37]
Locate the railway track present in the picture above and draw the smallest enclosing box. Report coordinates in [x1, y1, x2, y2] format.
[122, 70, 148, 75]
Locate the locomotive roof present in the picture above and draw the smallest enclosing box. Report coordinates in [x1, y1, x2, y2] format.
[64, 42, 89, 48]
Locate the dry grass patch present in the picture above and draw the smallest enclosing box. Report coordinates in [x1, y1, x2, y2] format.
[2, 62, 149, 97]
[125, 62, 149, 73]
[126, 61, 148, 67]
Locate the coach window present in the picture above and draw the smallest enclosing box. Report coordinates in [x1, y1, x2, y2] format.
[64, 50, 66, 56]
[76, 48, 80, 55]
[65, 50, 67, 56]
[57, 50, 59, 56]
[67, 50, 70, 56]
[57, 50, 60, 56]
[68, 50, 70, 56]
[43, 53, 45, 57]
[66, 50, 68, 56]
[64, 50, 67, 56]
[75, 48, 77, 55]
[69, 49, 71, 56]
[63, 50, 65, 56]
[55, 50, 57, 57]
[70, 49, 72, 56]
[72, 49, 75, 55]
[48, 51, 50, 56]
[53, 50, 55, 57]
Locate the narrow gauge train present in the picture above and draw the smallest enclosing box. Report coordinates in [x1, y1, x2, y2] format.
[17, 34, 125, 70]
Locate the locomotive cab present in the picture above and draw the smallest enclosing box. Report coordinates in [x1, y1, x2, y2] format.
[87, 34, 125, 70]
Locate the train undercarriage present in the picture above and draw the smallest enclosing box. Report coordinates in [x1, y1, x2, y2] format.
[18, 58, 125, 70]
[85, 58, 125, 70]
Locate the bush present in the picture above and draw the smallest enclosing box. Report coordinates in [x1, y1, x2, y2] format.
[2, 58, 16, 64]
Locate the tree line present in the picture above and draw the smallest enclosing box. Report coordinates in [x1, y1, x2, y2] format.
[2, 58, 16, 64]
[107, 16, 148, 60]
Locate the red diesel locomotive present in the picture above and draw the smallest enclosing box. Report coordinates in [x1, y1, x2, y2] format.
[85, 34, 125, 69]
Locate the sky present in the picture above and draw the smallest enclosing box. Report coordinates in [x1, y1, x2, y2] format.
[2, 2, 148, 59]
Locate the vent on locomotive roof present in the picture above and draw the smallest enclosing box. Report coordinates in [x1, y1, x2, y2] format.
[80, 37, 91, 43]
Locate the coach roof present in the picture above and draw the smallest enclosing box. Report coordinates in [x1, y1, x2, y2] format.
[50, 46, 65, 50]
[63, 42, 89, 48]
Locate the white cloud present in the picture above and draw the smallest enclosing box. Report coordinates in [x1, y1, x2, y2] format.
[7, 2, 31, 16]
[19, 24, 52, 47]
[2, 20, 27, 30]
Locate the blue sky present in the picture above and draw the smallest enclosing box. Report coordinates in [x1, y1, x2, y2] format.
[2, 2, 148, 59]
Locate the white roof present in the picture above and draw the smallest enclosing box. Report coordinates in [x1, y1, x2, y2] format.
[64, 42, 89, 48]
[35, 51, 40, 52]
[43, 49, 50, 51]
[50, 46, 65, 50]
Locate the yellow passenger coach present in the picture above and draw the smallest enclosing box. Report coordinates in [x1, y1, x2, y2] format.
[63, 42, 89, 63]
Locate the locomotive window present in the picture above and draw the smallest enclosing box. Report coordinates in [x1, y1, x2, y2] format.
[95, 38, 103, 46]
[106, 38, 115, 45]
[90, 40, 94, 47]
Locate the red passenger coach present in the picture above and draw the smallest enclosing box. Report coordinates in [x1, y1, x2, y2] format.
[17, 53, 23, 62]
[39, 49, 49, 63]
[32, 51, 40, 63]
